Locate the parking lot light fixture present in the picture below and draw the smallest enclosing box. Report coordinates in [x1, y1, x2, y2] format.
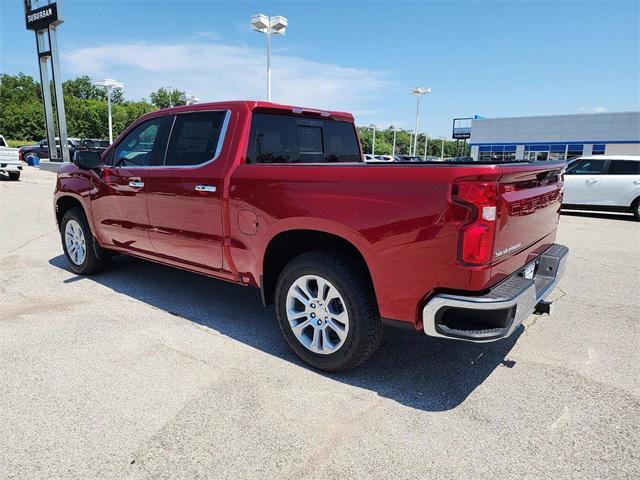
[369, 124, 378, 155]
[94, 78, 124, 144]
[251, 13, 288, 102]
[410, 87, 431, 156]
[181, 94, 199, 105]
[166, 86, 174, 108]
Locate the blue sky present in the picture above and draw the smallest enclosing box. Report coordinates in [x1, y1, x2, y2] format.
[1, 0, 639, 137]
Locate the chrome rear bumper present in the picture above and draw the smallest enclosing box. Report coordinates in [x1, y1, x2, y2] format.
[422, 244, 568, 342]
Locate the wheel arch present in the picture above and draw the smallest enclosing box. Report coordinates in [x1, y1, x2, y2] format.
[260, 228, 377, 308]
[55, 194, 89, 230]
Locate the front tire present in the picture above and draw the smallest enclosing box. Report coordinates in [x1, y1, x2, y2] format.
[275, 250, 383, 372]
[632, 198, 640, 222]
[8, 172, 20, 181]
[60, 207, 110, 275]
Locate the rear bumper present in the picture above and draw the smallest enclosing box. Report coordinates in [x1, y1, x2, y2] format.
[0, 162, 22, 172]
[422, 244, 568, 342]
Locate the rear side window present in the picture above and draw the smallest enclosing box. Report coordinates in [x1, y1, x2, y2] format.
[565, 159, 606, 175]
[608, 160, 640, 175]
[164, 111, 226, 166]
[246, 113, 360, 164]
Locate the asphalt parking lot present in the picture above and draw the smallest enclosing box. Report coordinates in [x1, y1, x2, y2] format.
[1, 167, 639, 480]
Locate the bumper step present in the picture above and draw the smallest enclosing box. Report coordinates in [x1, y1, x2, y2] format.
[422, 244, 568, 342]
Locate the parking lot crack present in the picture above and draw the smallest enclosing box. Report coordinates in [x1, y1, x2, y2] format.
[0, 230, 57, 257]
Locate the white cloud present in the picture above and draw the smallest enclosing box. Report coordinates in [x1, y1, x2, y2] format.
[63, 40, 391, 117]
[577, 106, 608, 113]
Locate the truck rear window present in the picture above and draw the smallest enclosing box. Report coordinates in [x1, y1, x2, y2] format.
[246, 113, 361, 164]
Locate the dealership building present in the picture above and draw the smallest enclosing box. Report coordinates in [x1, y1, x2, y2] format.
[465, 111, 640, 162]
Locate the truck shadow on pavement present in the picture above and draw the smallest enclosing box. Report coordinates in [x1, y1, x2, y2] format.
[49, 254, 522, 412]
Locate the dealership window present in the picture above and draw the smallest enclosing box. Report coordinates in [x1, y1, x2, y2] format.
[566, 144, 583, 159]
[478, 145, 492, 161]
[525, 144, 549, 161]
[609, 160, 640, 175]
[477, 145, 516, 162]
[592, 144, 606, 155]
[164, 111, 226, 166]
[549, 144, 567, 161]
[247, 113, 360, 163]
[502, 145, 516, 161]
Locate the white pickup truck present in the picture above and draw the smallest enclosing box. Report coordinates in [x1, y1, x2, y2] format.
[0, 135, 22, 181]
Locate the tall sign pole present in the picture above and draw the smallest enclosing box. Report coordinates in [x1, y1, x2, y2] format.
[24, 0, 70, 162]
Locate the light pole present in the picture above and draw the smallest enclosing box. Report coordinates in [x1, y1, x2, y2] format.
[369, 124, 378, 155]
[441, 137, 445, 160]
[94, 78, 124, 144]
[392, 127, 398, 156]
[180, 94, 199, 105]
[251, 13, 288, 101]
[410, 87, 431, 156]
[423, 133, 429, 158]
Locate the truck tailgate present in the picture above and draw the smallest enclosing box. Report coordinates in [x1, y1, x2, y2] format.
[493, 162, 564, 263]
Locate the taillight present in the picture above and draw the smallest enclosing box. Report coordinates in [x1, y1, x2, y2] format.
[18, 150, 23, 161]
[453, 181, 498, 265]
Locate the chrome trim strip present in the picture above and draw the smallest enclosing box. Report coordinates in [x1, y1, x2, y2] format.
[110, 109, 231, 170]
[212, 109, 231, 161]
[422, 245, 568, 343]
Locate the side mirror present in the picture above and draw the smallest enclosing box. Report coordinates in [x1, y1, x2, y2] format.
[75, 150, 102, 170]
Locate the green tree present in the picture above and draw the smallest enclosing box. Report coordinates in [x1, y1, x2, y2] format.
[0, 73, 45, 141]
[63, 75, 124, 103]
[149, 87, 186, 109]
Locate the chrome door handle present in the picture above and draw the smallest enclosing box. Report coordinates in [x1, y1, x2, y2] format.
[586, 179, 598, 183]
[128, 181, 144, 188]
[634, 180, 640, 184]
[195, 185, 216, 192]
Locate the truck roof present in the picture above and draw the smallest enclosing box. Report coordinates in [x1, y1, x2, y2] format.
[147, 101, 355, 122]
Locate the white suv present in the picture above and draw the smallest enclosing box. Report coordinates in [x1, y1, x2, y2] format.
[563, 155, 640, 221]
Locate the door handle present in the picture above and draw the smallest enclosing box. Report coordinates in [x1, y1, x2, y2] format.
[195, 185, 216, 192]
[128, 181, 145, 188]
[586, 178, 598, 184]
[634, 180, 640, 185]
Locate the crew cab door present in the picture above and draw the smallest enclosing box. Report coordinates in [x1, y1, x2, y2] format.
[145, 110, 230, 270]
[90, 116, 171, 253]
[563, 158, 607, 205]
[596, 159, 640, 206]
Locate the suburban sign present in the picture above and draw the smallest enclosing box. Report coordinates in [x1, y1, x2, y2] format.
[25, 2, 62, 31]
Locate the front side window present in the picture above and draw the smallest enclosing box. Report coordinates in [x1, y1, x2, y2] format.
[565, 159, 606, 175]
[164, 111, 226, 166]
[246, 113, 360, 164]
[111, 117, 170, 167]
[609, 160, 640, 175]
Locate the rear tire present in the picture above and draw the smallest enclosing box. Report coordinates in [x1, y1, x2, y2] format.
[275, 250, 383, 372]
[60, 207, 110, 275]
[8, 172, 20, 181]
[632, 198, 640, 222]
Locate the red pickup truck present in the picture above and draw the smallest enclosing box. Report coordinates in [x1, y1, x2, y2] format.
[54, 101, 568, 371]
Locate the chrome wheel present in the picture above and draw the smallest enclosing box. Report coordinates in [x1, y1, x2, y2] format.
[65, 219, 86, 265]
[286, 274, 349, 355]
